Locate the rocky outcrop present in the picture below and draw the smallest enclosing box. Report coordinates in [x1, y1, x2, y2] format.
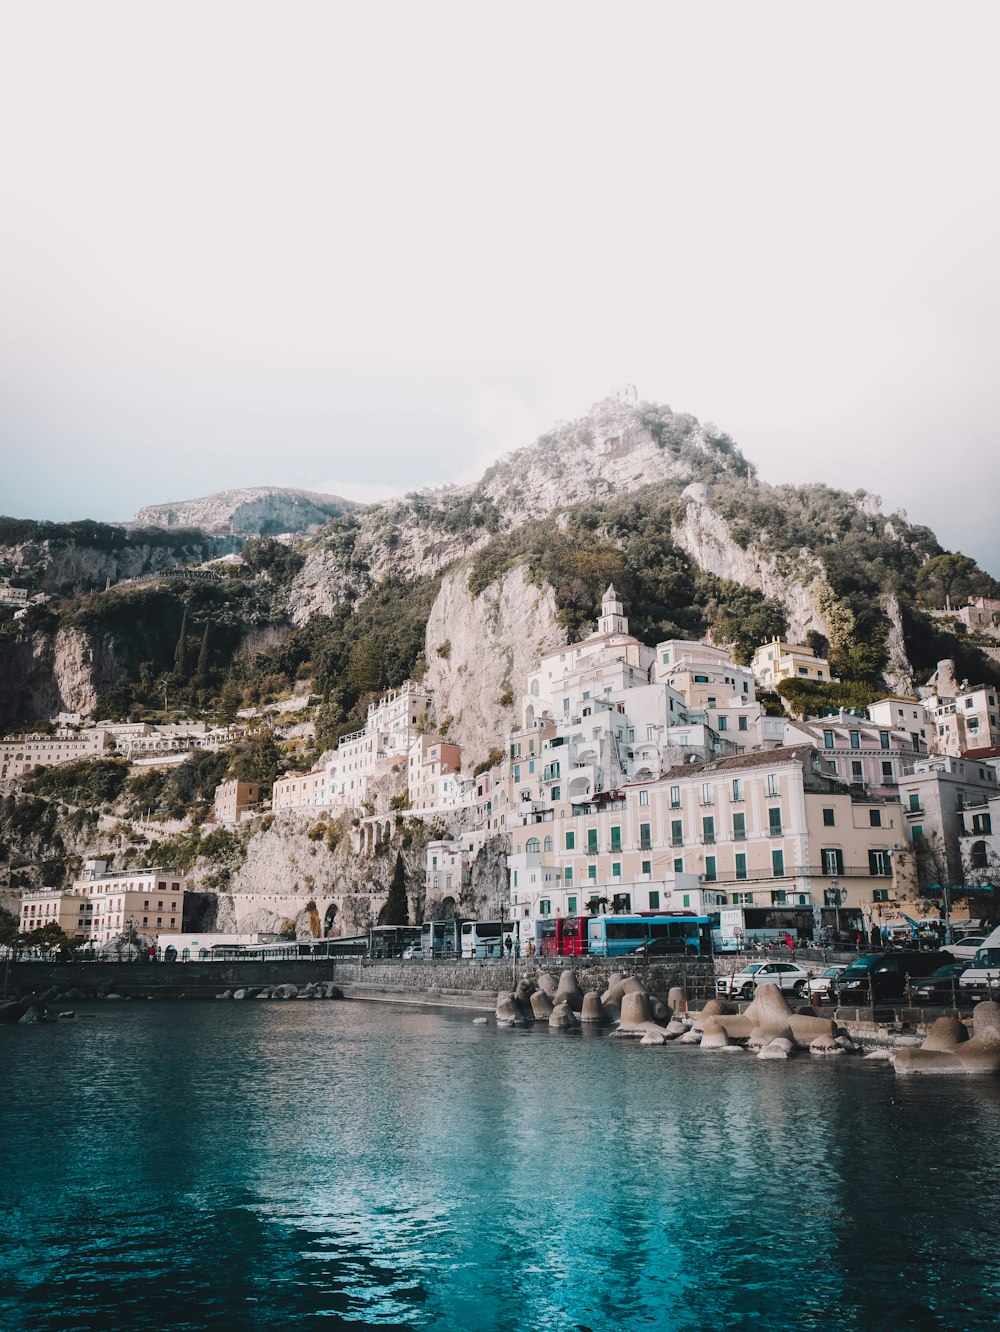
[0, 626, 119, 724]
[133, 487, 356, 536]
[671, 486, 826, 643]
[422, 564, 566, 765]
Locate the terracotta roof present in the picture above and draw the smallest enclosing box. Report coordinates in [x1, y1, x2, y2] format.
[659, 743, 831, 781]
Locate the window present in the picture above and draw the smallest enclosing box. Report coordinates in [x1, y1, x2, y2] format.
[732, 891, 753, 905]
[551, 786, 560, 801]
[704, 856, 717, 881]
[587, 828, 598, 854]
[869, 809, 881, 827]
[873, 888, 890, 903]
[671, 818, 683, 846]
[642, 860, 652, 876]
[717, 716, 727, 731]
[852, 761, 863, 779]
[771, 849, 784, 877]
[639, 789, 649, 806]
[768, 808, 782, 836]
[702, 815, 715, 844]
[738, 715, 748, 732]
[564, 867, 573, 884]
[823, 730, 834, 749]
[868, 850, 891, 876]
[513, 764, 520, 783]
[682, 893, 691, 908]
[767, 774, 779, 797]
[912, 824, 924, 844]
[735, 852, 747, 880]
[610, 825, 621, 852]
[701, 782, 713, 805]
[879, 731, 890, 748]
[822, 807, 835, 827]
[669, 785, 681, 808]
[733, 812, 745, 841]
[528, 760, 535, 774]
[539, 899, 551, 916]
[543, 836, 553, 852]
[673, 858, 683, 874]
[587, 864, 597, 881]
[732, 778, 743, 801]
[850, 732, 860, 749]
[567, 896, 577, 914]
[639, 822, 651, 850]
[822, 848, 844, 876]
[565, 830, 575, 851]
[611, 861, 621, 878]
[881, 761, 893, 781]
[649, 890, 660, 909]
[972, 811, 992, 835]
[526, 837, 540, 854]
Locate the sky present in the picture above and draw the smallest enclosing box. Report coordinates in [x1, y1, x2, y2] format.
[2, 1, 999, 572]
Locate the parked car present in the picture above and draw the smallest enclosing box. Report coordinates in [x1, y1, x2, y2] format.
[715, 961, 811, 1000]
[402, 944, 423, 960]
[958, 925, 1000, 1001]
[946, 936, 988, 963]
[832, 950, 954, 1003]
[807, 965, 846, 1001]
[910, 963, 968, 1005]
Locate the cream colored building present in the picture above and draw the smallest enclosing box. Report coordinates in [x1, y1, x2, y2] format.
[867, 697, 933, 750]
[508, 744, 909, 939]
[750, 638, 834, 687]
[72, 860, 189, 945]
[0, 728, 113, 782]
[271, 767, 329, 812]
[19, 888, 93, 939]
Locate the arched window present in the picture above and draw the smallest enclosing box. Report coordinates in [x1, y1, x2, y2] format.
[971, 840, 989, 870]
[543, 836, 553, 852]
[526, 837, 541, 854]
[181, 948, 191, 961]
[198, 948, 209, 961]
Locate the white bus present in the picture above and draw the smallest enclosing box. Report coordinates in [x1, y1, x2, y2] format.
[461, 920, 515, 959]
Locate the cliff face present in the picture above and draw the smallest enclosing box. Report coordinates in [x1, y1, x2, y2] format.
[671, 485, 827, 642]
[0, 534, 240, 596]
[422, 565, 565, 764]
[0, 627, 118, 724]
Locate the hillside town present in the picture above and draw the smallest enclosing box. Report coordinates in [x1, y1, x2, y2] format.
[8, 585, 999, 958]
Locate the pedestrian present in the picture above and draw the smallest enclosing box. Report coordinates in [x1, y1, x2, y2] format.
[504, 935, 513, 957]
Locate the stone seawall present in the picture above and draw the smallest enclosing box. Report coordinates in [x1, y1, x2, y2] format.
[5, 957, 716, 1004]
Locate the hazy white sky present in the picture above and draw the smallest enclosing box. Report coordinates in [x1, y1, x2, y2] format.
[2, 1, 998, 571]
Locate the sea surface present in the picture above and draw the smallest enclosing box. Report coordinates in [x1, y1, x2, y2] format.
[2, 998, 999, 1331]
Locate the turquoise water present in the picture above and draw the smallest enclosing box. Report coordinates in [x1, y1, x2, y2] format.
[2, 999, 1000, 1331]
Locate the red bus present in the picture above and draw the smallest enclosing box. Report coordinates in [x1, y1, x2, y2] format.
[539, 914, 592, 956]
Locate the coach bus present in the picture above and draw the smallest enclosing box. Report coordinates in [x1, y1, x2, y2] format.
[421, 919, 465, 958]
[587, 914, 712, 957]
[461, 920, 515, 958]
[538, 914, 591, 957]
[713, 906, 816, 952]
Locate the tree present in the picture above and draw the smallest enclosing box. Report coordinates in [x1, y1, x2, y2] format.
[173, 607, 189, 679]
[917, 553, 978, 612]
[193, 622, 211, 687]
[379, 852, 409, 925]
[252, 729, 280, 795]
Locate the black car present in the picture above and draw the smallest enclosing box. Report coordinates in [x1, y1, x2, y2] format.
[910, 963, 968, 1005]
[833, 950, 955, 1003]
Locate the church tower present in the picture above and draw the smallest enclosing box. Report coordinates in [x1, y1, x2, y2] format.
[598, 584, 629, 637]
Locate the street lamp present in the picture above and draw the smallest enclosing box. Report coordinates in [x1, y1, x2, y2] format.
[829, 879, 841, 942]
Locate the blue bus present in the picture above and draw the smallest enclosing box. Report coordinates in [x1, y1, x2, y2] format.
[587, 914, 712, 957]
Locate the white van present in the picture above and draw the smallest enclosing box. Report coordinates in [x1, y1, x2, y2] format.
[957, 925, 1000, 1002]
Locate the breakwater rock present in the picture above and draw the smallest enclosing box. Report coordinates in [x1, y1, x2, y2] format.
[894, 1001, 1000, 1076]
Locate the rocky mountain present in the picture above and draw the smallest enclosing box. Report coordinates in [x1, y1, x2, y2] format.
[132, 486, 357, 536]
[4, 393, 999, 761]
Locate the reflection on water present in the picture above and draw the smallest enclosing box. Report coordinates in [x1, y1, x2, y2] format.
[2, 1001, 1000, 1330]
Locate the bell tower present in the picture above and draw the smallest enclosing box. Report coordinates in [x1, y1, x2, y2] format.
[598, 584, 628, 637]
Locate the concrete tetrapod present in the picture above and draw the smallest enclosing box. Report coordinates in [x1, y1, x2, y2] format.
[495, 992, 528, 1027]
[537, 972, 559, 999]
[579, 991, 605, 1024]
[894, 1001, 1000, 1076]
[530, 990, 554, 1022]
[758, 1037, 795, 1060]
[554, 969, 585, 1012]
[667, 986, 689, 1015]
[548, 1001, 581, 1031]
[700, 1017, 743, 1053]
[515, 978, 537, 1007]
